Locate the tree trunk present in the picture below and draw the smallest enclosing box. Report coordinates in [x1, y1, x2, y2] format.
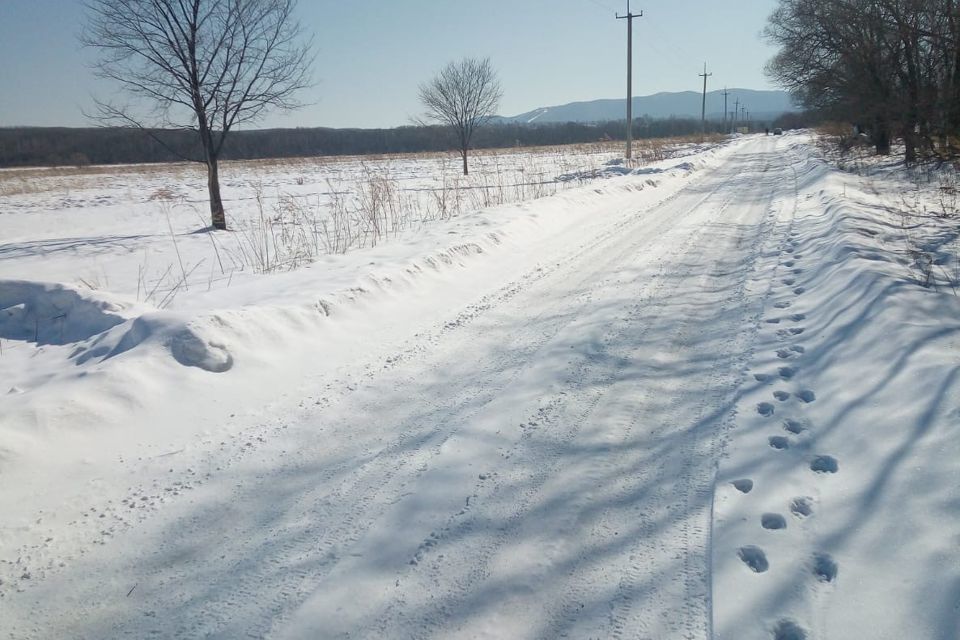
[873, 119, 891, 155]
[207, 157, 227, 230]
[904, 130, 917, 164]
[461, 147, 469, 175]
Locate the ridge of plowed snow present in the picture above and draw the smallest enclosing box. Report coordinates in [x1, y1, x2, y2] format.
[713, 139, 960, 640]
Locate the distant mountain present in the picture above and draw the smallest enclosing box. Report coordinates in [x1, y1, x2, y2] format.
[495, 89, 798, 124]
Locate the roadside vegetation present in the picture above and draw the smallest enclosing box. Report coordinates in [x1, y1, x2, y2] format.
[766, 0, 960, 164]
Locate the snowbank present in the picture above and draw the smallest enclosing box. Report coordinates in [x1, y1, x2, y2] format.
[713, 136, 960, 640]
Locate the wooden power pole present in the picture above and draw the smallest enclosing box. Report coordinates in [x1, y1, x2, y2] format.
[722, 86, 730, 133]
[699, 63, 712, 134]
[617, 1, 642, 160]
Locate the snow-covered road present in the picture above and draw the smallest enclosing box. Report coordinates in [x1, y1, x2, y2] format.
[4, 136, 958, 640]
[3, 137, 784, 638]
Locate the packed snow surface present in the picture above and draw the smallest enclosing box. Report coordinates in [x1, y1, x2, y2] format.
[0, 135, 957, 639]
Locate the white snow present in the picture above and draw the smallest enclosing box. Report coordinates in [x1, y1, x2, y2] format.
[0, 134, 957, 640]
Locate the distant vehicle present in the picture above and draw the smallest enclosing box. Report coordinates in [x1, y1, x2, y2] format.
[773, 128, 783, 135]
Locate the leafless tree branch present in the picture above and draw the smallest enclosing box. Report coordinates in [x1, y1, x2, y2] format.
[82, 0, 314, 229]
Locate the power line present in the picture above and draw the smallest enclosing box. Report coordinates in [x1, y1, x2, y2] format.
[585, 0, 618, 12]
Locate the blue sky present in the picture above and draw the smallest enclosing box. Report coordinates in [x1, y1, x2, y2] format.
[0, 0, 782, 129]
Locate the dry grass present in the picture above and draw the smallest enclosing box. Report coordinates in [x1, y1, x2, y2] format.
[0, 134, 719, 198]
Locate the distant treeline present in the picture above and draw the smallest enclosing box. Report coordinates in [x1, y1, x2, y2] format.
[0, 113, 805, 168]
[767, 0, 960, 162]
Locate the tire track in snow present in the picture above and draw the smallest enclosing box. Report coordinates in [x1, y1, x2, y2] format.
[337, 144, 789, 640]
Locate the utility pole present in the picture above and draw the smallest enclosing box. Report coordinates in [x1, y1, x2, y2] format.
[733, 97, 740, 133]
[722, 87, 730, 133]
[617, 1, 642, 160]
[699, 63, 712, 135]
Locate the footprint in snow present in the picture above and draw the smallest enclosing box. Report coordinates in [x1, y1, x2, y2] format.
[784, 260, 795, 267]
[788, 327, 805, 335]
[783, 278, 796, 286]
[754, 373, 774, 383]
[776, 347, 805, 359]
[774, 301, 792, 309]
[810, 455, 838, 473]
[796, 389, 816, 403]
[757, 402, 775, 417]
[773, 390, 791, 401]
[732, 478, 754, 493]
[790, 497, 813, 517]
[738, 546, 769, 573]
[793, 287, 806, 295]
[773, 619, 808, 640]
[792, 267, 804, 275]
[783, 419, 806, 434]
[761, 513, 787, 530]
[789, 313, 806, 322]
[812, 552, 838, 582]
[769, 436, 790, 450]
[778, 366, 797, 379]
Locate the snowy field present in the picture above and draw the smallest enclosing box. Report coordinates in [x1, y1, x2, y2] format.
[0, 140, 695, 301]
[1, 134, 958, 639]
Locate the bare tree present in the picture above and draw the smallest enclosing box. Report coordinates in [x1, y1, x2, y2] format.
[82, 0, 313, 230]
[419, 57, 503, 175]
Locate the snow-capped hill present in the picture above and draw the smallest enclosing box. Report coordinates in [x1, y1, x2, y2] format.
[496, 89, 798, 124]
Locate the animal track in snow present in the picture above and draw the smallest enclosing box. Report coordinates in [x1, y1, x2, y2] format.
[792, 268, 803, 275]
[738, 545, 769, 573]
[769, 436, 790, 450]
[810, 455, 838, 473]
[789, 313, 806, 322]
[812, 553, 838, 582]
[758, 402, 775, 417]
[783, 419, 806, 434]
[790, 497, 813, 517]
[776, 328, 799, 339]
[773, 390, 791, 401]
[773, 301, 792, 309]
[784, 260, 795, 267]
[732, 479, 754, 493]
[788, 327, 805, 335]
[765, 318, 782, 324]
[761, 513, 787, 530]
[778, 367, 796, 379]
[773, 619, 807, 640]
[776, 345, 804, 359]
[782, 278, 796, 285]
[793, 287, 806, 295]
[755, 373, 773, 383]
[796, 389, 816, 403]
